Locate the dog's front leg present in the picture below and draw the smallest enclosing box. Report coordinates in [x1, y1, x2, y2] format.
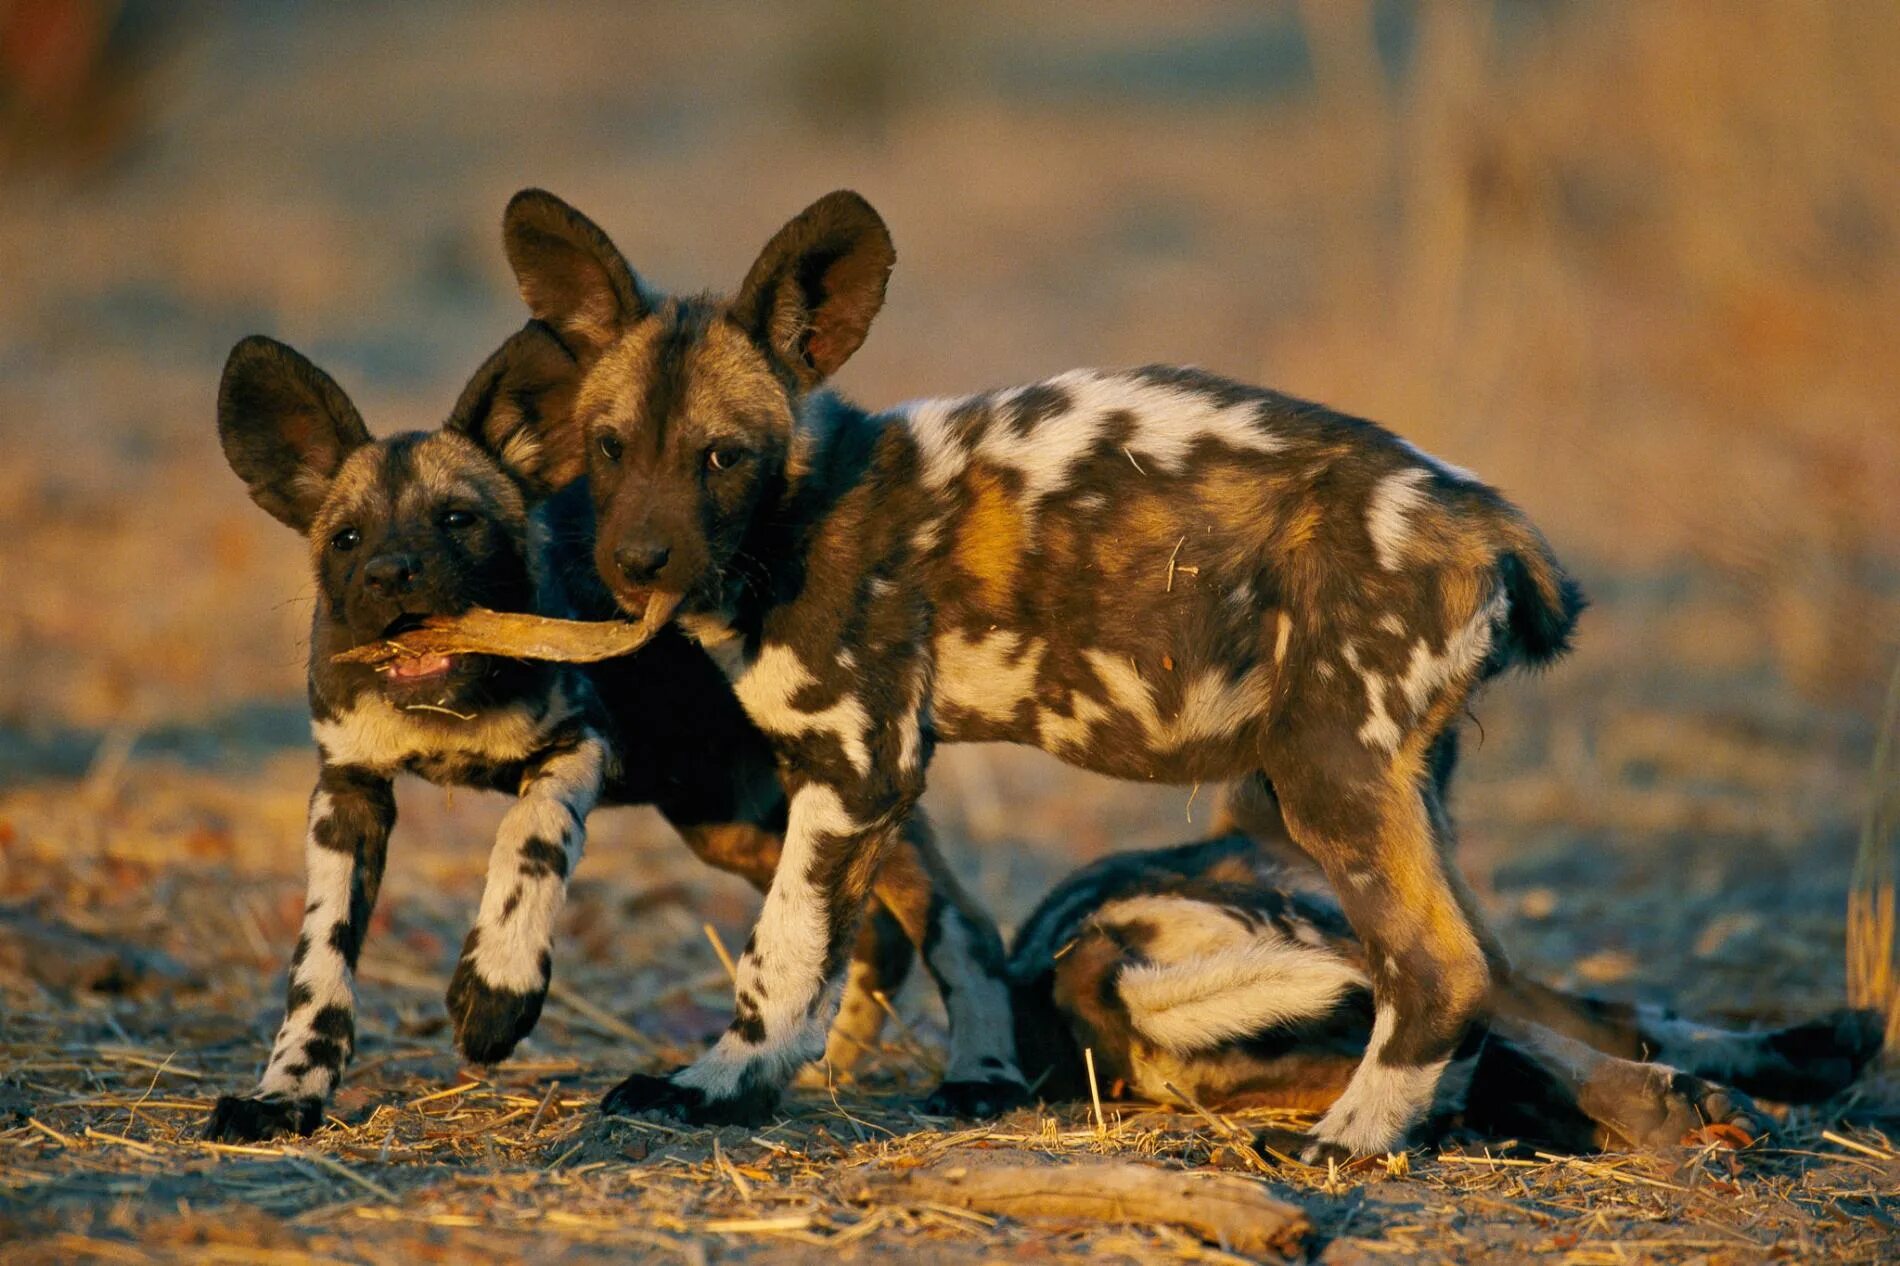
[447, 728, 609, 1064]
[603, 771, 907, 1125]
[206, 765, 395, 1141]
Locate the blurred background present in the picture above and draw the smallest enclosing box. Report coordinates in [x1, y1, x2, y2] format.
[2, 2, 1896, 1032]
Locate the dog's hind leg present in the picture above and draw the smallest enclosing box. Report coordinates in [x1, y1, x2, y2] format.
[1491, 980, 1885, 1104]
[1265, 720, 1495, 1160]
[870, 811, 1028, 1117]
[1487, 1015, 1764, 1150]
[205, 764, 395, 1141]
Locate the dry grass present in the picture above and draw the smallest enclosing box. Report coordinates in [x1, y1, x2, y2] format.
[3, 2, 1899, 1261]
[1849, 657, 1900, 1058]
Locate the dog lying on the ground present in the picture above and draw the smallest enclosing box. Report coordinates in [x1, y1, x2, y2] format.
[203, 331, 1024, 1142]
[458, 186, 1586, 1153]
[1010, 830, 1885, 1152]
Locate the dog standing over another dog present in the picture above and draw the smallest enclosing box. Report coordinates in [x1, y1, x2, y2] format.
[475, 187, 1590, 1158]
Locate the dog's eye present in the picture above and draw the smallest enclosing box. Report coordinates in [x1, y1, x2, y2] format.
[329, 527, 362, 552]
[440, 509, 478, 530]
[597, 432, 624, 463]
[706, 445, 748, 473]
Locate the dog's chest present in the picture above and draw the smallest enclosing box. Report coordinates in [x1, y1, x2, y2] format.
[311, 692, 565, 784]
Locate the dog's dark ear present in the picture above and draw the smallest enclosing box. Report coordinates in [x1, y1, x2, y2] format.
[218, 336, 371, 533]
[502, 189, 646, 363]
[731, 190, 893, 390]
[445, 321, 586, 498]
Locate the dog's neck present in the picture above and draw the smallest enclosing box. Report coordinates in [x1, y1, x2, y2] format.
[715, 388, 892, 643]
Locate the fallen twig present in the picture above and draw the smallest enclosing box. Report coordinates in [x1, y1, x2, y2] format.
[858, 1157, 1309, 1258]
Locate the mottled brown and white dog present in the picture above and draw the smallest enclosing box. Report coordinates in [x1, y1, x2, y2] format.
[204, 330, 1025, 1142]
[486, 187, 1586, 1155]
[1011, 832, 1883, 1154]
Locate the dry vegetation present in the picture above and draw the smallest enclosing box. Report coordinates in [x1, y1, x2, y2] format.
[2, 2, 1897, 1261]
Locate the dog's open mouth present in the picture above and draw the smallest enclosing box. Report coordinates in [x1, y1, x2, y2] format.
[376, 614, 457, 682]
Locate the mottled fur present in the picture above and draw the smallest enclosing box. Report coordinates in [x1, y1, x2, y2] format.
[490, 188, 1583, 1152]
[203, 332, 1022, 1142]
[1011, 833, 1884, 1154]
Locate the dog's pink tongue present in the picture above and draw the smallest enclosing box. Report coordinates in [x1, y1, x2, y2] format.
[387, 654, 453, 680]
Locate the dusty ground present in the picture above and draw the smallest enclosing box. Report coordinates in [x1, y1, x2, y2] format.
[3, 4, 1898, 1262]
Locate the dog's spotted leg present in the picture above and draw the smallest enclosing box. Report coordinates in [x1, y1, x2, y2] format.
[447, 726, 608, 1065]
[1268, 766, 1493, 1161]
[603, 775, 906, 1125]
[206, 765, 394, 1142]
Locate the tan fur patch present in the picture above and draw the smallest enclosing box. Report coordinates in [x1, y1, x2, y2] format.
[1194, 464, 1279, 528]
[953, 467, 1026, 609]
[576, 318, 662, 426]
[688, 319, 789, 442]
[406, 432, 529, 527]
[306, 446, 387, 550]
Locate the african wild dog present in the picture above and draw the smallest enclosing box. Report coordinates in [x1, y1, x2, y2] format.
[482, 187, 1587, 1155]
[1010, 832, 1884, 1154]
[202, 329, 1025, 1142]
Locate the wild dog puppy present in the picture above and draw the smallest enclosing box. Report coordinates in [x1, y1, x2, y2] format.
[1011, 833, 1884, 1153]
[486, 187, 1586, 1154]
[203, 330, 1023, 1142]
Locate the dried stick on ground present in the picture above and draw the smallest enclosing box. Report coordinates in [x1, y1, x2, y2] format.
[857, 1158, 1310, 1259]
[332, 594, 680, 669]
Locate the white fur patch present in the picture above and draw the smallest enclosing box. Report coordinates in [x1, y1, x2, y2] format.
[1116, 940, 1366, 1056]
[1341, 642, 1402, 753]
[934, 627, 1044, 725]
[675, 784, 870, 1100]
[255, 793, 361, 1099]
[1365, 467, 1434, 571]
[734, 644, 871, 776]
[1311, 1005, 1449, 1154]
[465, 735, 606, 992]
[904, 369, 1284, 512]
[1083, 650, 1271, 752]
[1396, 590, 1505, 714]
[313, 688, 569, 774]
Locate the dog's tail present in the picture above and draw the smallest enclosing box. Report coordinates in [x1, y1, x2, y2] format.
[1489, 507, 1585, 670]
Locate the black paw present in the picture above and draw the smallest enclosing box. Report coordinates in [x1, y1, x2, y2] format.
[600, 1069, 779, 1126]
[205, 1094, 324, 1142]
[921, 1076, 1031, 1119]
[1749, 1008, 1888, 1102]
[1251, 1125, 1353, 1167]
[446, 959, 546, 1065]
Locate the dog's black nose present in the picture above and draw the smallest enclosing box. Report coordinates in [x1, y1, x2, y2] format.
[615, 540, 671, 584]
[363, 553, 420, 596]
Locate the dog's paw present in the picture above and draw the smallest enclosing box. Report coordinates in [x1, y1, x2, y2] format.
[920, 1076, 1031, 1119]
[600, 1070, 778, 1126]
[446, 958, 545, 1065]
[1610, 1069, 1765, 1152]
[204, 1094, 324, 1142]
[1746, 1008, 1888, 1102]
[1251, 1125, 1355, 1167]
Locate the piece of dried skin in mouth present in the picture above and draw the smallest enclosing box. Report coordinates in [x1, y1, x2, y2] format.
[334, 594, 681, 667]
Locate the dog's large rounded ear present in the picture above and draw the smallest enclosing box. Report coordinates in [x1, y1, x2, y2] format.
[217, 336, 371, 533]
[731, 190, 893, 390]
[502, 189, 646, 363]
[445, 321, 586, 498]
